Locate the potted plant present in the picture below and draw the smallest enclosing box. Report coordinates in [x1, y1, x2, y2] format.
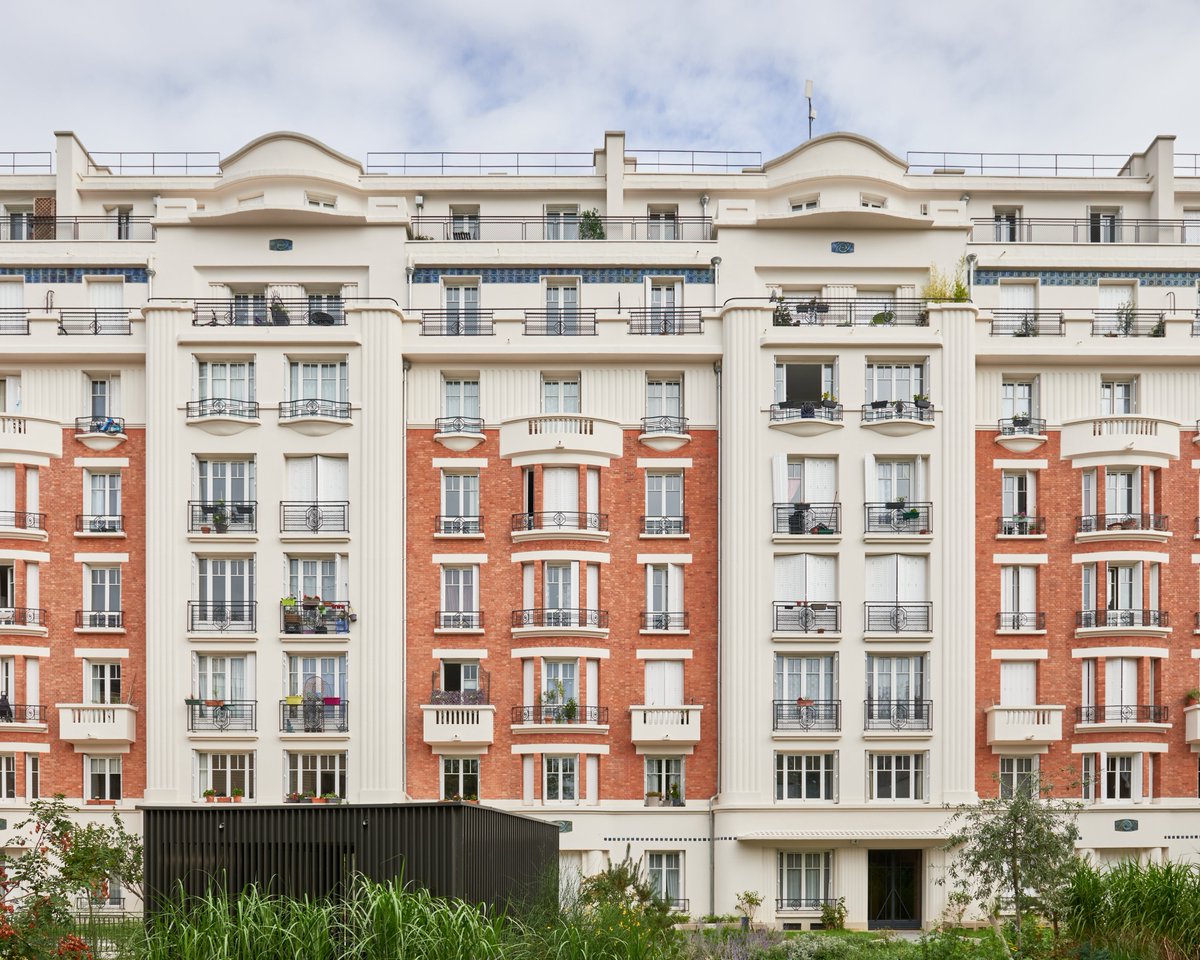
[322, 793, 341, 804]
[1015, 312, 1039, 337]
[913, 393, 931, 410]
[1151, 315, 1166, 337]
[886, 495, 906, 510]
[323, 695, 341, 706]
[211, 500, 229, 534]
[820, 391, 838, 409]
[870, 310, 895, 325]
[200, 523, 212, 534]
[563, 697, 578, 722]
[644, 790, 663, 807]
[1011, 413, 1032, 429]
[286, 693, 303, 706]
[796, 695, 815, 708]
[311, 794, 327, 804]
[216, 794, 232, 803]
[915, 308, 929, 326]
[1116, 300, 1136, 336]
[1185, 688, 1200, 706]
[301, 791, 315, 804]
[281, 596, 298, 608]
[204, 697, 225, 707]
[203, 789, 217, 803]
[184, 694, 202, 706]
[270, 297, 290, 325]
[578, 208, 606, 240]
[303, 594, 320, 608]
[773, 299, 794, 326]
[667, 782, 684, 807]
[870, 398, 888, 409]
[315, 605, 329, 634]
[232, 788, 244, 803]
[735, 890, 763, 931]
[286, 791, 302, 803]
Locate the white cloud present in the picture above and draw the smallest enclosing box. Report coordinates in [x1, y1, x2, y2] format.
[7, 0, 1198, 165]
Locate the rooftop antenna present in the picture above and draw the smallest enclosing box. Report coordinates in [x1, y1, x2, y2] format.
[805, 80, 816, 140]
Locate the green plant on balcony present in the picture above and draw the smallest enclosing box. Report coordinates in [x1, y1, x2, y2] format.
[1116, 299, 1136, 336]
[870, 310, 894, 325]
[563, 697, 579, 722]
[1151, 315, 1166, 337]
[578, 208, 605, 240]
[211, 500, 229, 534]
[1015, 311, 1039, 337]
[1186, 688, 1200, 706]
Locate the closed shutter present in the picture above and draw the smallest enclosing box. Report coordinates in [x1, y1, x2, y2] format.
[897, 555, 926, 601]
[25, 467, 37, 514]
[1018, 567, 1036, 613]
[25, 563, 38, 608]
[543, 468, 578, 513]
[863, 453, 877, 501]
[88, 280, 123, 309]
[774, 555, 805, 601]
[0, 282, 21, 310]
[864, 555, 895, 602]
[999, 662, 1037, 705]
[586, 468, 599, 515]
[1000, 283, 1036, 310]
[1099, 284, 1134, 309]
[805, 555, 836, 602]
[771, 454, 788, 504]
[1106, 658, 1136, 706]
[667, 564, 683, 611]
[523, 564, 534, 608]
[663, 661, 684, 705]
[645, 661, 667, 705]
[0, 467, 13, 511]
[318, 456, 349, 500]
[805, 458, 836, 503]
[287, 458, 316, 501]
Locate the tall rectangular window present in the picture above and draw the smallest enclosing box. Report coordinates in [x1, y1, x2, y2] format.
[868, 753, 925, 801]
[197, 752, 255, 800]
[441, 757, 479, 799]
[647, 852, 683, 906]
[775, 753, 836, 801]
[544, 755, 577, 802]
[542, 377, 581, 414]
[88, 756, 122, 801]
[778, 852, 832, 909]
[286, 752, 347, 798]
[999, 756, 1037, 799]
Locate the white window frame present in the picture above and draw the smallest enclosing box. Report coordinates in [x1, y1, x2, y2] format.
[196, 751, 256, 800]
[775, 752, 837, 802]
[543, 754, 577, 803]
[867, 752, 927, 802]
[86, 755, 122, 801]
[440, 756, 480, 799]
[999, 755, 1038, 798]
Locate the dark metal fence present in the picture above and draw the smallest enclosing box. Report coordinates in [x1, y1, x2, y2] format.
[864, 602, 932, 632]
[281, 501, 349, 533]
[989, 310, 1065, 336]
[279, 700, 350, 733]
[187, 601, 256, 632]
[627, 308, 704, 334]
[641, 611, 687, 630]
[511, 607, 608, 628]
[420, 311, 495, 335]
[1076, 704, 1167, 723]
[773, 298, 930, 327]
[997, 611, 1046, 630]
[279, 398, 351, 420]
[186, 397, 259, 419]
[642, 515, 687, 535]
[0, 607, 46, 626]
[511, 511, 607, 533]
[772, 700, 841, 731]
[1076, 608, 1167, 628]
[75, 414, 127, 435]
[773, 502, 841, 535]
[1077, 513, 1167, 533]
[998, 417, 1046, 436]
[641, 415, 688, 435]
[187, 700, 257, 732]
[434, 415, 484, 434]
[773, 601, 840, 633]
[861, 401, 935, 422]
[864, 699, 933, 730]
[522, 310, 598, 335]
[997, 515, 1045, 535]
[191, 298, 346, 326]
[512, 704, 608, 724]
[864, 502, 932, 534]
[188, 500, 257, 533]
[59, 309, 131, 335]
[76, 610, 124, 629]
[0, 510, 44, 530]
[770, 402, 843, 422]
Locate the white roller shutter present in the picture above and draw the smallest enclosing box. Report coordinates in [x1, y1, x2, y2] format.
[771, 454, 788, 503]
[1000, 662, 1037, 705]
[0, 282, 21, 310]
[1000, 283, 1036, 310]
[543, 467, 578, 513]
[88, 279, 124, 309]
[805, 458, 836, 503]
[522, 564, 534, 607]
[663, 661, 684, 705]
[898, 555, 926, 601]
[319, 456, 349, 500]
[774, 555, 805, 601]
[805, 555, 836, 602]
[287, 458, 316, 501]
[864, 555, 895, 602]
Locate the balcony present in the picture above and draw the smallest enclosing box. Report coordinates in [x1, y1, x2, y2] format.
[630, 704, 703, 745]
[995, 416, 1048, 453]
[772, 297, 930, 327]
[0, 415, 63, 461]
[436, 610, 482, 631]
[0, 704, 46, 726]
[1076, 704, 1168, 725]
[1076, 513, 1169, 542]
[0, 215, 156, 241]
[1076, 609, 1168, 634]
[997, 515, 1046, 537]
[498, 414, 623, 461]
[278, 399, 351, 435]
[0, 510, 45, 540]
[523, 310, 598, 336]
[74, 415, 127, 451]
[1091, 310, 1167, 338]
[864, 602, 932, 634]
[419, 311, 495, 336]
[186, 700, 257, 733]
[627, 308, 703, 335]
[768, 401, 843, 438]
[1185, 704, 1200, 743]
[773, 601, 841, 635]
[433, 416, 485, 451]
[280, 501, 349, 536]
[75, 610, 124, 631]
[191, 298, 346, 327]
[640, 611, 688, 632]
[642, 515, 687, 536]
[185, 398, 260, 437]
[985, 705, 1064, 746]
[511, 608, 609, 637]
[860, 401, 935, 437]
[772, 700, 841, 733]
[410, 214, 712, 242]
[76, 514, 124, 536]
[639, 416, 690, 451]
[58, 309, 131, 336]
[864, 699, 933, 732]
[279, 699, 349, 734]
[0, 309, 28, 335]
[511, 511, 608, 541]
[280, 601, 352, 636]
[422, 704, 495, 746]
[187, 601, 256, 633]
[56, 703, 137, 746]
[512, 704, 609, 725]
[188, 500, 257, 536]
[0, 607, 47, 632]
[988, 310, 1065, 337]
[970, 217, 1200, 244]
[996, 611, 1046, 632]
[436, 514, 483, 537]
[1060, 416, 1180, 466]
[864, 502, 932, 537]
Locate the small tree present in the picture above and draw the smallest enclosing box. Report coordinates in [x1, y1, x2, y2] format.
[940, 779, 1080, 957]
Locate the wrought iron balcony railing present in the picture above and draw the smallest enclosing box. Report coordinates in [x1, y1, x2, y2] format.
[279, 398, 351, 420]
[75, 610, 124, 629]
[773, 601, 841, 633]
[187, 601, 256, 632]
[511, 704, 609, 724]
[777, 897, 838, 911]
[58, 309, 131, 335]
[862, 400, 935, 422]
[1077, 513, 1168, 533]
[864, 602, 932, 632]
[773, 502, 841, 535]
[0, 308, 29, 335]
[1091, 310, 1166, 337]
[437, 514, 483, 535]
[511, 607, 609, 629]
[522, 309, 598, 335]
[188, 500, 257, 534]
[997, 611, 1046, 631]
[864, 502, 932, 534]
[0, 607, 46, 627]
[75, 415, 127, 435]
[280, 501, 349, 534]
[997, 515, 1046, 536]
[191, 298, 346, 327]
[429, 667, 490, 705]
[641, 611, 687, 630]
[988, 309, 1065, 336]
[0, 704, 46, 723]
[279, 699, 350, 733]
[998, 416, 1047, 436]
[627, 307, 703, 335]
[437, 610, 482, 630]
[772, 298, 930, 327]
[864, 699, 933, 730]
[407, 214, 712, 241]
[419, 311, 495, 335]
[773, 699, 841, 732]
[434, 415, 484, 434]
[186, 397, 259, 419]
[0, 215, 156, 241]
[1075, 704, 1167, 724]
[511, 511, 608, 532]
[0, 510, 45, 531]
[280, 601, 352, 635]
[770, 401, 842, 422]
[642, 515, 688, 535]
[640, 415, 689, 435]
[186, 699, 257, 732]
[1076, 608, 1167, 628]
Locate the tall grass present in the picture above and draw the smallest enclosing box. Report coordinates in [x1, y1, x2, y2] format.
[1064, 859, 1200, 960]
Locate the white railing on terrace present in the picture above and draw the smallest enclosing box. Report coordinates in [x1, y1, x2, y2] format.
[0, 415, 28, 435]
[907, 152, 1134, 176]
[1091, 417, 1160, 437]
[527, 415, 595, 436]
[366, 152, 596, 175]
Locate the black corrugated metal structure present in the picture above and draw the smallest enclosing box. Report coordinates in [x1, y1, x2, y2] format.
[142, 802, 557, 913]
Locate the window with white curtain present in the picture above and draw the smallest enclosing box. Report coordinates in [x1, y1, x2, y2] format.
[865, 362, 925, 403]
[543, 755, 577, 801]
[646, 852, 683, 904]
[286, 752, 346, 798]
[87, 756, 122, 801]
[288, 654, 348, 699]
[443, 378, 480, 419]
[288, 360, 348, 403]
[198, 459, 255, 503]
[287, 556, 344, 601]
[1000, 566, 1038, 629]
[778, 852, 832, 908]
[85, 472, 122, 526]
[197, 360, 255, 400]
[644, 660, 684, 706]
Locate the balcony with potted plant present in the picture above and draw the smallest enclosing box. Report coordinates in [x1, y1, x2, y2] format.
[188, 499, 258, 541]
[768, 393, 844, 437]
[422, 671, 495, 748]
[772, 501, 841, 541]
[279, 596, 353, 637]
[860, 397, 936, 436]
[995, 414, 1048, 453]
[863, 499, 932, 540]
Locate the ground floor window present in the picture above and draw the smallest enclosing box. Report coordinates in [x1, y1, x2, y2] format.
[778, 851, 832, 909]
[544, 755, 577, 802]
[197, 752, 256, 800]
[644, 756, 683, 800]
[868, 753, 925, 801]
[87, 755, 122, 801]
[286, 752, 347, 799]
[775, 753, 836, 801]
[441, 756, 479, 799]
[647, 852, 683, 907]
[0, 754, 13, 800]
[999, 756, 1038, 799]
[25, 754, 38, 801]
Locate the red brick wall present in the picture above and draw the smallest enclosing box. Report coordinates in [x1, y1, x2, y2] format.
[405, 428, 718, 802]
[0, 428, 146, 800]
[974, 429, 1196, 799]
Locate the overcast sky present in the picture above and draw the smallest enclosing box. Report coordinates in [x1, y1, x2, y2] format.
[8, 0, 1197, 165]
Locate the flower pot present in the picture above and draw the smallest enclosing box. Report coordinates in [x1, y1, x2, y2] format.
[86, 799, 116, 806]
[312, 797, 327, 804]
[645, 794, 662, 807]
[232, 795, 243, 802]
[885, 501, 904, 510]
[323, 696, 341, 706]
[821, 400, 838, 409]
[213, 522, 229, 534]
[205, 699, 225, 708]
[216, 796, 232, 803]
[914, 399, 931, 409]
[201, 525, 212, 534]
[185, 698, 202, 706]
[286, 695, 303, 706]
[204, 796, 216, 803]
[871, 400, 888, 410]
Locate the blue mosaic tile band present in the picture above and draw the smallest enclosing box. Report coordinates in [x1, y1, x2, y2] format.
[975, 268, 1200, 288]
[0, 267, 150, 284]
[413, 267, 715, 284]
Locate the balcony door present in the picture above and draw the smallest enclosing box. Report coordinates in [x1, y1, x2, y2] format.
[644, 660, 684, 706]
[874, 460, 915, 503]
[543, 659, 578, 709]
[290, 361, 348, 404]
[196, 655, 248, 703]
[773, 554, 835, 604]
[288, 655, 347, 700]
[1000, 566, 1037, 620]
[544, 562, 577, 621]
[198, 459, 254, 505]
[772, 455, 836, 505]
[865, 555, 927, 604]
[646, 378, 682, 420]
[646, 472, 683, 526]
[197, 361, 254, 402]
[542, 467, 579, 520]
[1106, 564, 1138, 614]
[866, 655, 925, 706]
[89, 661, 121, 704]
[197, 558, 255, 626]
[545, 284, 579, 333]
[1105, 469, 1138, 516]
[1002, 471, 1034, 517]
[775, 654, 835, 701]
[285, 456, 346, 504]
[1105, 658, 1136, 709]
[88, 473, 121, 525]
[999, 662, 1037, 705]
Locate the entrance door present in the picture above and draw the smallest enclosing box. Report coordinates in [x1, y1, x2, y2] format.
[867, 850, 921, 930]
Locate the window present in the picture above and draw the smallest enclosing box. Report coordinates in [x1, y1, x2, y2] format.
[289, 361, 349, 405]
[85, 472, 121, 529]
[866, 655, 927, 723]
[542, 376, 581, 414]
[1106, 755, 1134, 800]
[778, 851, 832, 909]
[85, 566, 122, 627]
[439, 661, 481, 701]
[441, 472, 480, 533]
[88, 756, 122, 801]
[0, 375, 19, 413]
[287, 752, 347, 798]
[444, 284, 481, 331]
[869, 753, 925, 800]
[773, 555, 837, 628]
[644, 757, 683, 797]
[443, 377, 480, 420]
[1089, 207, 1121, 243]
[288, 556, 343, 602]
[440, 565, 479, 628]
[305, 192, 336, 209]
[865, 362, 925, 403]
[197, 752, 255, 800]
[307, 291, 344, 323]
[1185, 209, 1200, 244]
[441, 756, 479, 799]
[543, 659, 578, 714]
[775, 753, 836, 801]
[198, 459, 255, 503]
[1001, 380, 1034, 419]
[645, 563, 683, 626]
[646, 377, 683, 421]
[89, 376, 111, 418]
[25, 755, 38, 801]
[196, 655, 249, 704]
[197, 360, 255, 401]
[5, 207, 32, 240]
[864, 555, 928, 618]
[774, 362, 835, 409]
[195, 557, 256, 628]
[232, 291, 266, 324]
[993, 207, 1022, 242]
[544, 562, 574, 618]
[543, 755, 577, 802]
[1001, 470, 1036, 532]
[450, 206, 480, 241]
[860, 194, 886, 209]
[0, 754, 13, 800]
[999, 566, 1038, 630]
[645, 472, 684, 534]
[544, 282, 580, 332]
[287, 655, 348, 699]
[648, 280, 683, 325]
[647, 205, 679, 240]
[89, 662, 121, 704]
[999, 756, 1037, 799]
[1106, 469, 1138, 516]
[1106, 565, 1137, 614]
[647, 852, 683, 906]
[544, 205, 579, 240]
[0, 563, 12, 608]
[875, 459, 915, 504]
[775, 655, 836, 702]
[790, 196, 819, 213]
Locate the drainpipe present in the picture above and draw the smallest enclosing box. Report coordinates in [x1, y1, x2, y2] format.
[401, 355, 413, 799]
[405, 260, 414, 310]
[710, 256, 722, 308]
[964, 253, 976, 297]
[709, 358, 722, 917]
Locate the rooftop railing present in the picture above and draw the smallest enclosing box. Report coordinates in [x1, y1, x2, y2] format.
[0, 217, 156, 241]
[989, 310, 1065, 336]
[86, 152, 221, 175]
[367, 152, 595, 175]
[410, 215, 712, 241]
[772, 297, 929, 327]
[0, 151, 52, 173]
[907, 152, 1133, 176]
[626, 149, 762, 172]
[971, 218, 1200, 244]
[192, 298, 345, 326]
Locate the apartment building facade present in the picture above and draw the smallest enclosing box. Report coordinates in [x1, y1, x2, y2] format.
[2, 126, 1200, 928]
